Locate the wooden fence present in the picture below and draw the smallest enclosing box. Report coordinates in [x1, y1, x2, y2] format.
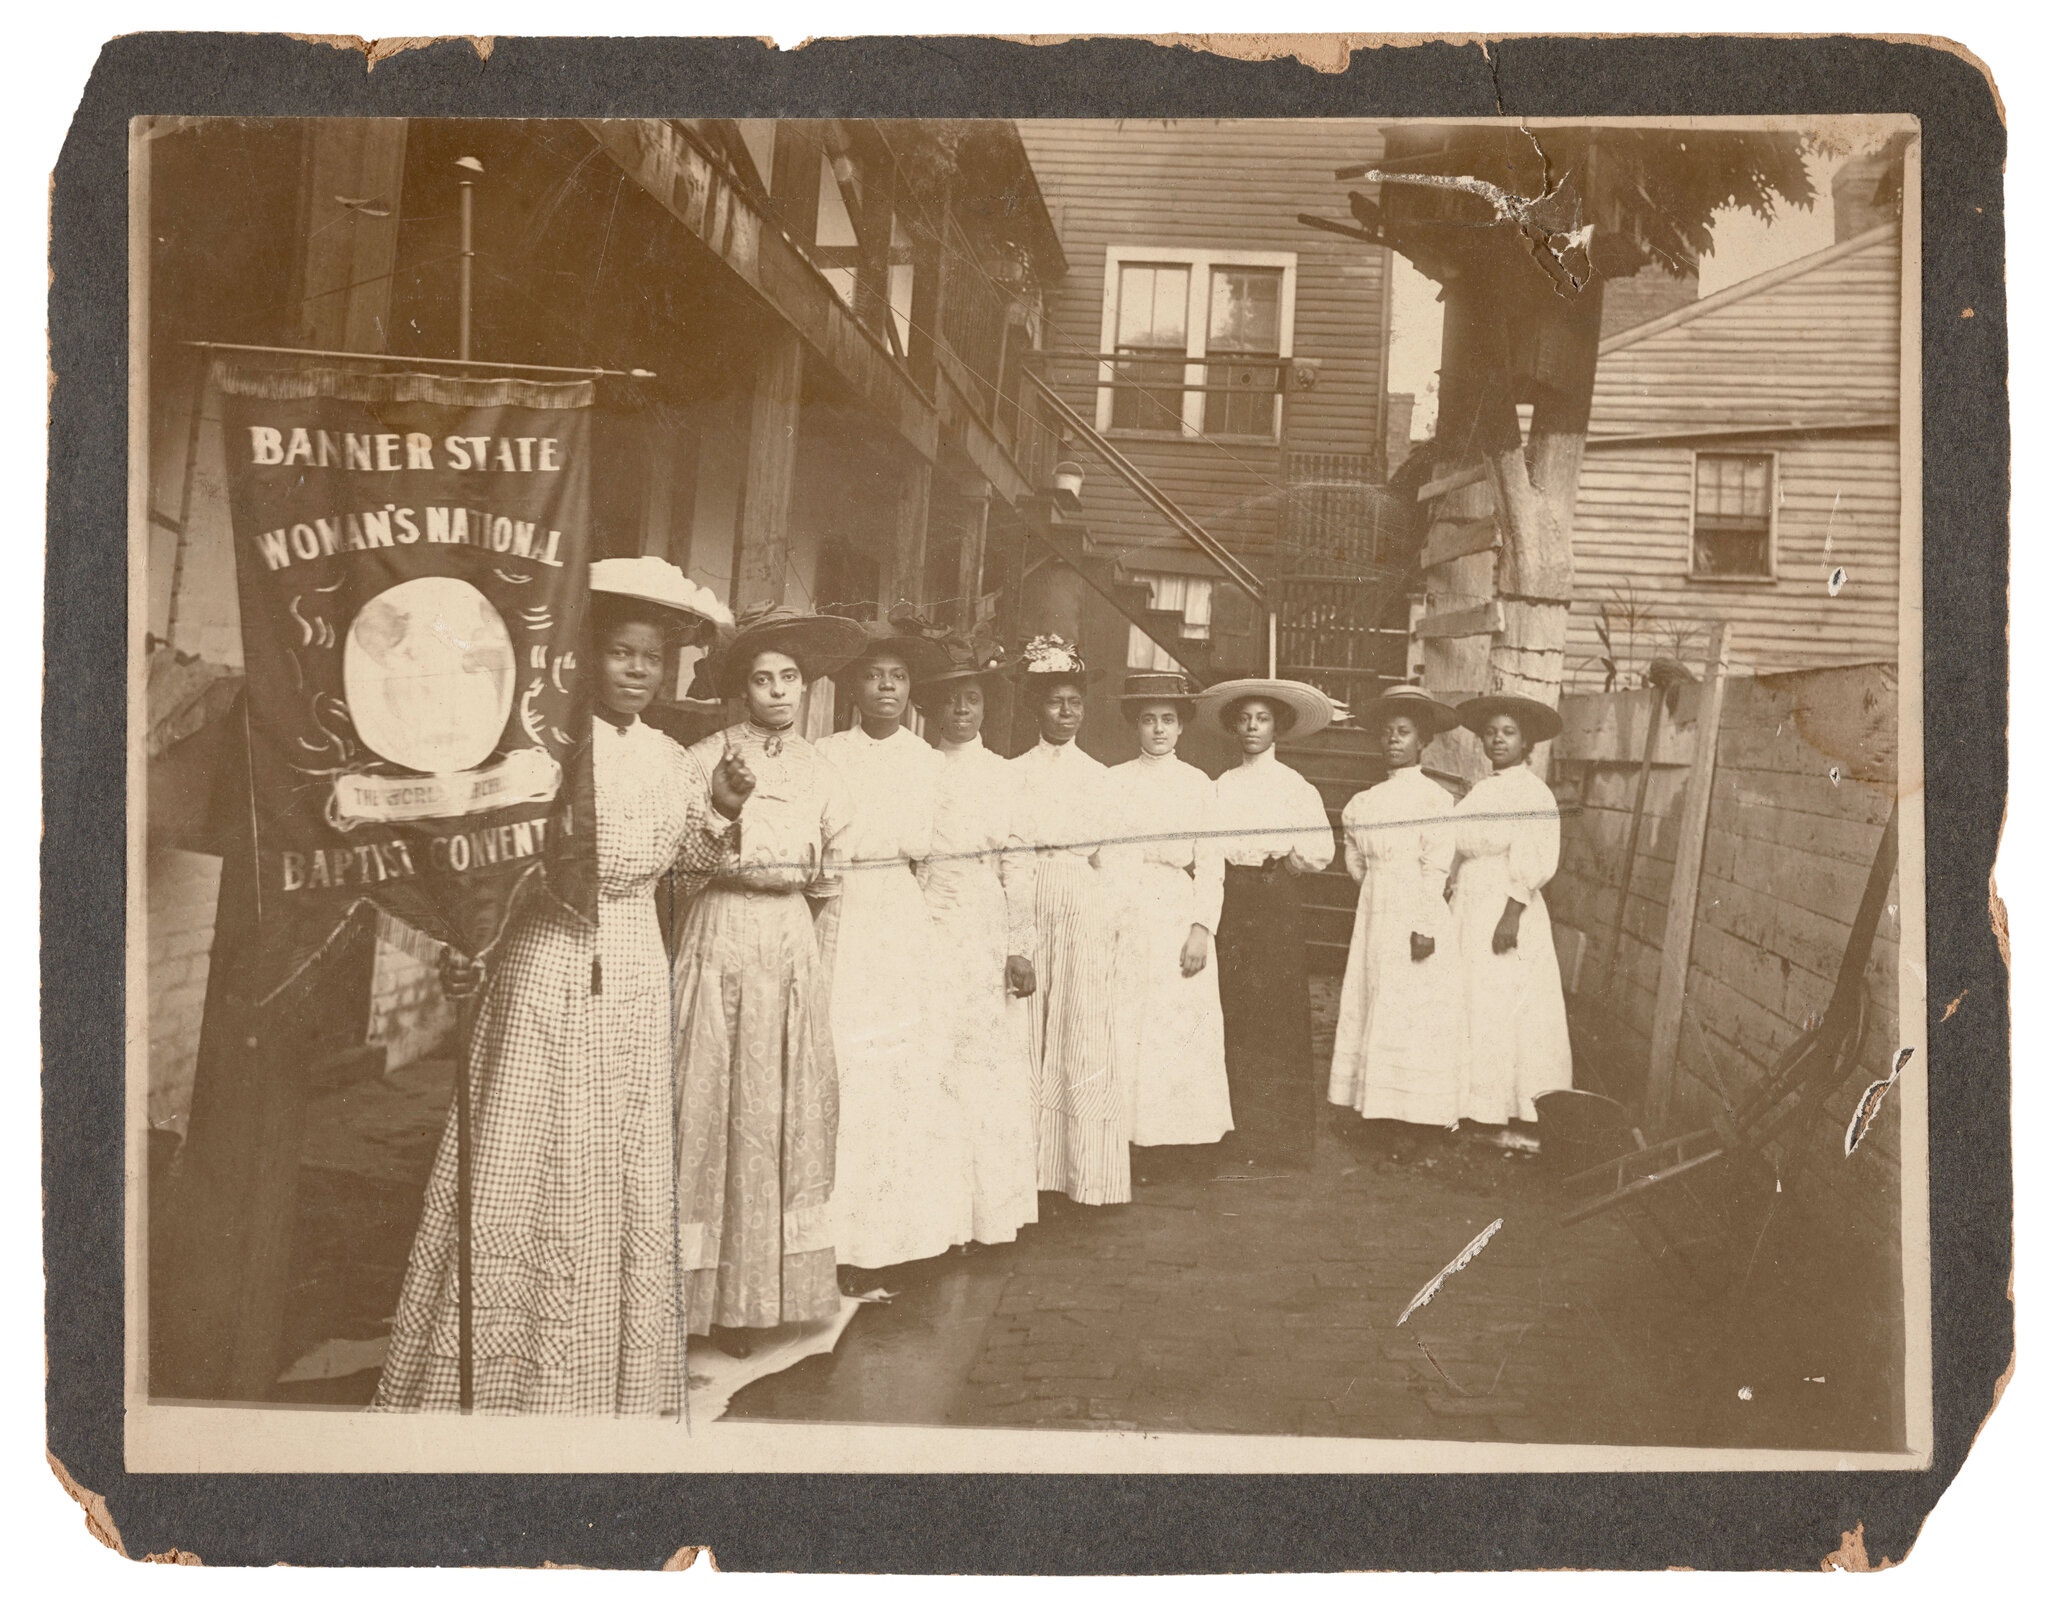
[1546, 662, 1903, 1242]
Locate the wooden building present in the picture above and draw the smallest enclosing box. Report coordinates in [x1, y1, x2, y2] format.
[138, 116, 1067, 1396]
[143, 117, 1068, 1112]
[1015, 119, 1408, 759]
[1565, 220, 1903, 688]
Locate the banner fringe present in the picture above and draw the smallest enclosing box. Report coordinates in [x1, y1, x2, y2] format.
[211, 360, 596, 410]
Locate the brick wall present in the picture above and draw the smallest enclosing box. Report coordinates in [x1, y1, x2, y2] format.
[366, 913, 457, 1070]
[1547, 664, 1904, 1243]
[148, 855, 456, 1135]
[146, 848, 223, 1136]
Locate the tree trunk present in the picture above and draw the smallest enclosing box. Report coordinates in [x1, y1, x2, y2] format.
[1420, 248, 1604, 778]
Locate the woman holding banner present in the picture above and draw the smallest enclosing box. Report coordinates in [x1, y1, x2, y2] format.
[670, 604, 866, 1357]
[374, 557, 737, 1416]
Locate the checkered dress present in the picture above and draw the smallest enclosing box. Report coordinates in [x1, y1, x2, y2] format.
[373, 719, 734, 1415]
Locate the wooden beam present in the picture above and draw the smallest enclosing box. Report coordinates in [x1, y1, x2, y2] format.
[956, 487, 992, 629]
[890, 454, 932, 610]
[580, 119, 939, 464]
[1646, 623, 1732, 1129]
[1584, 415, 1896, 451]
[297, 119, 408, 354]
[1414, 602, 1502, 640]
[1598, 691, 1668, 997]
[1420, 514, 1499, 569]
[735, 326, 804, 609]
[1418, 462, 1489, 503]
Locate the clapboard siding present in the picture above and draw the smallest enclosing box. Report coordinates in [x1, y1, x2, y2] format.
[1566, 224, 1902, 684]
[1020, 120, 1388, 567]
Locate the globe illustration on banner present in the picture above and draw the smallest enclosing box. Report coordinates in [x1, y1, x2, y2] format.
[343, 577, 517, 775]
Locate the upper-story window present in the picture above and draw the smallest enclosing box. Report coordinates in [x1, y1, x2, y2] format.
[1098, 248, 1296, 441]
[1691, 451, 1776, 578]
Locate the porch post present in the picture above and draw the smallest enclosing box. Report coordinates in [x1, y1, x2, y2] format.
[890, 454, 932, 611]
[734, 327, 805, 609]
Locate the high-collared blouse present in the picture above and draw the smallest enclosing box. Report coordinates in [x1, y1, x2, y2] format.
[1452, 761, 1561, 906]
[684, 718, 848, 897]
[1341, 761, 1457, 930]
[1103, 750, 1225, 933]
[1211, 746, 1336, 872]
[1010, 736, 1111, 865]
[815, 721, 939, 879]
[929, 735, 1037, 959]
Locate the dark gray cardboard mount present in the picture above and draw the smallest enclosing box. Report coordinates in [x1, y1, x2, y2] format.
[45, 32, 2010, 1571]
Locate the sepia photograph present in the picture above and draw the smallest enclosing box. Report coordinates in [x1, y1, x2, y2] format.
[119, 101, 1938, 1481]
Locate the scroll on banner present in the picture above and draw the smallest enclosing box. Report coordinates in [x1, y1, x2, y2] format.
[216, 361, 600, 996]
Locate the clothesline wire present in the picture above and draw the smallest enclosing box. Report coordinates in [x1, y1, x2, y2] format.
[676, 803, 1580, 879]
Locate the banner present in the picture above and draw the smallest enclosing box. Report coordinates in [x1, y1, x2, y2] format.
[217, 361, 599, 995]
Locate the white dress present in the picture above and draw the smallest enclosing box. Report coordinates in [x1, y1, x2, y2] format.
[920, 735, 1039, 1244]
[1327, 763, 1470, 1127]
[1102, 751, 1232, 1147]
[816, 723, 973, 1268]
[1450, 762, 1573, 1123]
[1011, 737, 1127, 1205]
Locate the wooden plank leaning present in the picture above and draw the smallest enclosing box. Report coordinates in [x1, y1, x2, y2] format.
[1645, 623, 1731, 1130]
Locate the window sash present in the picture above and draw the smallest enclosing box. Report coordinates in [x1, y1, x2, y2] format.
[1099, 251, 1293, 439]
[1692, 453, 1774, 577]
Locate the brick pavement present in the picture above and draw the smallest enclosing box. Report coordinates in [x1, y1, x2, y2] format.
[260, 978, 1903, 1447]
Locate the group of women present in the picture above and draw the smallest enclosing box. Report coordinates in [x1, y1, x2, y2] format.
[369, 556, 1570, 1418]
[1324, 683, 1574, 1157]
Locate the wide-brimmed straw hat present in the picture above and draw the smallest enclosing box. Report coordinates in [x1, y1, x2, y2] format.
[590, 556, 733, 630]
[1195, 677, 1335, 741]
[1458, 692, 1564, 745]
[1011, 633, 1097, 688]
[1115, 670, 1199, 720]
[710, 603, 868, 698]
[1356, 683, 1462, 738]
[832, 608, 955, 687]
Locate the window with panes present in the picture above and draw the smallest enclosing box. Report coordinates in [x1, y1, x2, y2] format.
[1691, 452, 1775, 577]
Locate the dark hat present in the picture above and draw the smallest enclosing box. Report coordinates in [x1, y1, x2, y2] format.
[1012, 634, 1096, 688]
[910, 629, 1012, 703]
[832, 613, 955, 687]
[1357, 683, 1462, 738]
[710, 604, 868, 698]
[1457, 692, 1564, 745]
[1115, 670, 1199, 720]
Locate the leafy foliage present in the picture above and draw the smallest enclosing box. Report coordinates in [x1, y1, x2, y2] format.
[1349, 125, 1815, 291]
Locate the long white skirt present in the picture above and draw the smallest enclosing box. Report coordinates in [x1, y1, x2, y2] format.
[1115, 862, 1232, 1146]
[1328, 863, 1468, 1127]
[1027, 856, 1129, 1205]
[1450, 854, 1573, 1123]
[918, 857, 1038, 1244]
[827, 860, 974, 1268]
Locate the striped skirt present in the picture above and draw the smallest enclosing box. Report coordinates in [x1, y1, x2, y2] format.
[671, 883, 840, 1336]
[1026, 855, 1129, 1205]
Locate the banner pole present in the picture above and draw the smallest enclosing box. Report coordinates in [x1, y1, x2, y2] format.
[452, 149, 484, 1413]
[456, 987, 478, 1412]
[185, 340, 654, 380]
[457, 156, 480, 364]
